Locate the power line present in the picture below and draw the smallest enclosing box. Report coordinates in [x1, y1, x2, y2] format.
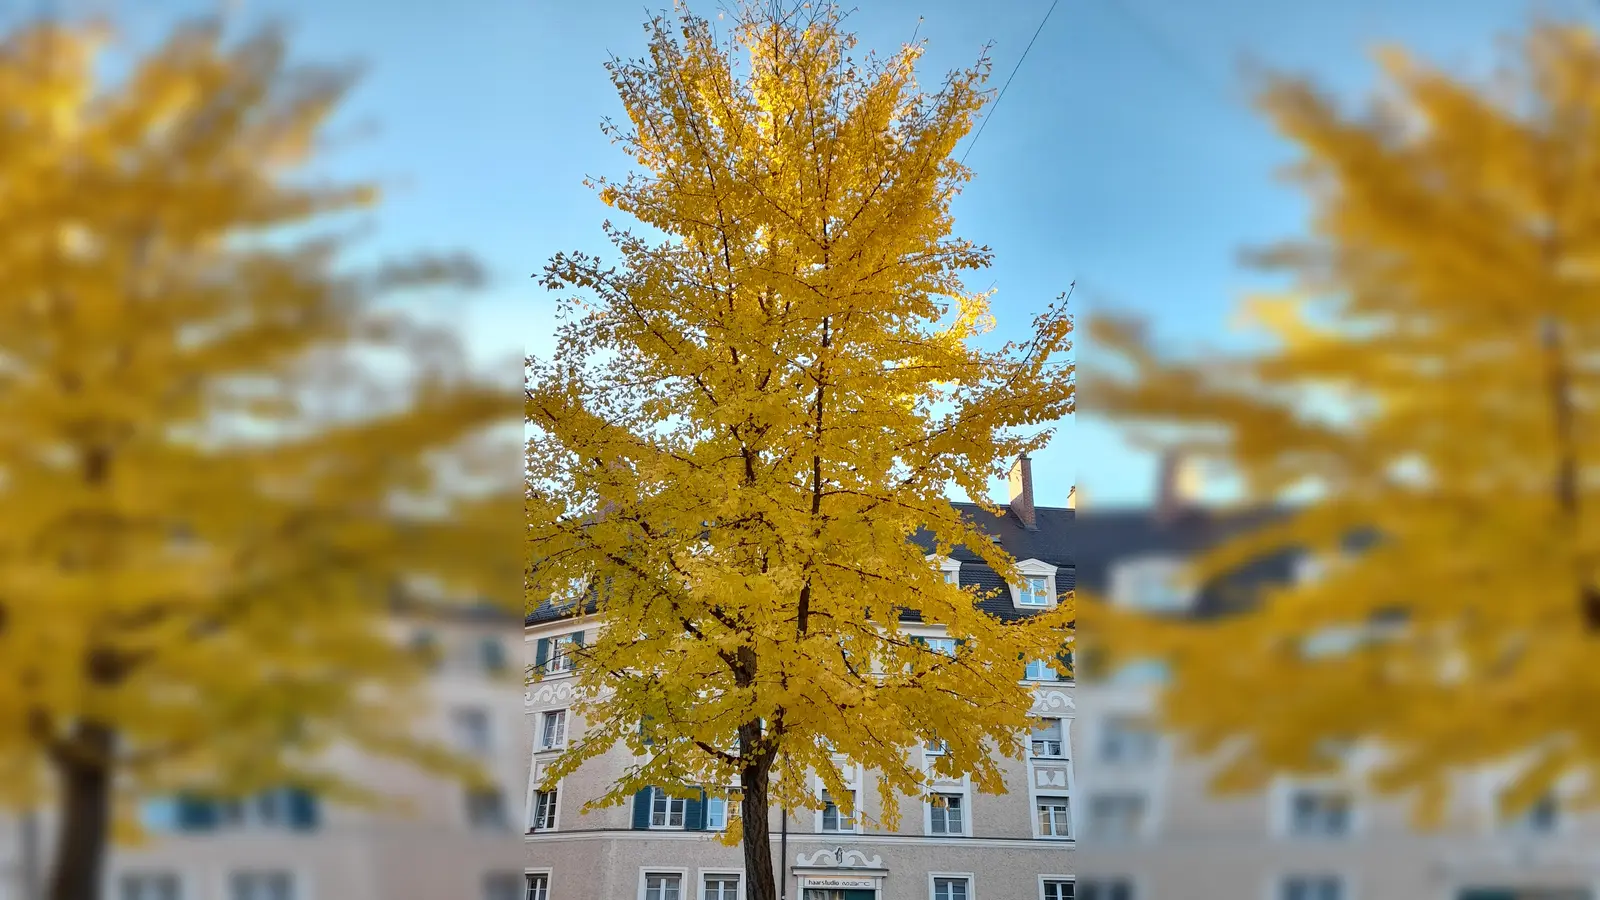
[958, 0, 1058, 167]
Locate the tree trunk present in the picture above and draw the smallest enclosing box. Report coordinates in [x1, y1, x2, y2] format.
[46, 721, 115, 900]
[739, 722, 781, 900]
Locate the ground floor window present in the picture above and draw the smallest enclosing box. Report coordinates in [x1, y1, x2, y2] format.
[525, 874, 549, 900]
[932, 876, 971, 900]
[1042, 879, 1073, 900]
[1280, 875, 1343, 900]
[120, 874, 181, 900]
[1077, 879, 1134, 900]
[644, 873, 683, 900]
[702, 874, 740, 900]
[229, 872, 294, 900]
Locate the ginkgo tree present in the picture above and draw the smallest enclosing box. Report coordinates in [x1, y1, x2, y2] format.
[1086, 21, 1600, 826]
[0, 17, 519, 900]
[526, 4, 1072, 899]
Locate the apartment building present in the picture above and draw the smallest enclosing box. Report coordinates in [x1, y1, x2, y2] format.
[523, 457, 1074, 900]
[1072, 455, 1600, 900]
[0, 605, 527, 900]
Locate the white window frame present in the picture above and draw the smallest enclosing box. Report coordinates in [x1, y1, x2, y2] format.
[1270, 872, 1350, 900]
[637, 868, 690, 900]
[1085, 790, 1150, 842]
[539, 709, 567, 750]
[695, 869, 744, 900]
[704, 786, 741, 832]
[524, 870, 552, 900]
[928, 554, 963, 586]
[1073, 876, 1141, 900]
[1039, 876, 1074, 900]
[530, 786, 559, 832]
[928, 872, 976, 900]
[1030, 717, 1067, 759]
[926, 791, 969, 837]
[1108, 555, 1193, 612]
[816, 787, 862, 834]
[1034, 794, 1071, 840]
[1271, 778, 1359, 840]
[1024, 658, 1059, 681]
[219, 868, 307, 900]
[545, 633, 578, 675]
[526, 760, 563, 834]
[1098, 715, 1160, 765]
[1010, 559, 1060, 611]
[649, 787, 688, 830]
[113, 869, 192, 900]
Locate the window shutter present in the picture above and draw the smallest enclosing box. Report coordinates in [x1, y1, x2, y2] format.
[481, 639, 507, 674]
[535, 638, 550, 670]
[954, 638, 968, 653]
[910, 636, 928, 647]
[176, 794, 218, 831]
[286, 788, 319, 831]
[640, 714, 655, 746]
[631, 788, 652, 830]
[1055, 650, 1073, 680]
[685, 788, 706, 830]
[573, 631, 586, 647]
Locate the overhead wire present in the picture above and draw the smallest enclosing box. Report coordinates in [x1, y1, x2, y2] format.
[958, 0, 1058, 167]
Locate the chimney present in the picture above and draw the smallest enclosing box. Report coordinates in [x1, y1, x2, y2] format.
[1155, 449, 1203, 520]
[1008, 455, 1037, 531]
[1066, 485, 1076, 510]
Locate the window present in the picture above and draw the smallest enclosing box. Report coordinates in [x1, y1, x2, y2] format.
[229, 872, 294, 900]
[1031, 719, 1066, 758]
[1280, 875, 1343, 900]
[465, 787, 509, 830]
[643, 873, 683, 900]
[1287, 788, 1352, 838]
[1025, 658, 1059, 681]
[1037, 796, 1071, 838]
[1078, 880, 1134, 900]
[1501, 792, 1559, 835]
[480, 638, 508, 674]
[1112, 558, 1191, 611]
[526, 874, 550, 900]
[540, 710, 567, 750]
[170, 789, 317, 833]
[1087, 792, 1147, 840]
[531, 789, 558, 831]
[1042, 881, 1073, 900]
[926, 637, 958, 656]
[702, 874, 740, 900]
[924, 738, 949, 756]
[929, 793, 965, 835]
[120, 873, 182, 900]
[705, 791, 740, 830]
[546, 635, 577, 675]
[483, 873, 523, 900]
[1020, 575, 1051, 607]
[932, 877, 971, 900]
[1099, 717, 1159, 764]
[820, 790, 856, 832]
[651, 788, 687, 828]
[944, 569, 959, 585]
[454, 707, 493, 756]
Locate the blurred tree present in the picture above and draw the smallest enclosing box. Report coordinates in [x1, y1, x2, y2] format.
[1087, 21, 1600, 826]
[525, 4, 1073, 899]
[0, 17, 520, 900]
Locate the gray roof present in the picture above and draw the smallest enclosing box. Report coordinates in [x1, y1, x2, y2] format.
[528, 501, 1073, 626]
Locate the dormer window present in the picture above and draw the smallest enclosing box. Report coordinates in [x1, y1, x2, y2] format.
[1020, 576, 1050, 607]
[1110, 556, 1193, 612]
[1008, 559, 1060, 611]
[928, 554, 962, 586]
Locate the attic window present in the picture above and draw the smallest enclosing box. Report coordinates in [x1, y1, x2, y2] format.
[1009, 559, 1059, 611]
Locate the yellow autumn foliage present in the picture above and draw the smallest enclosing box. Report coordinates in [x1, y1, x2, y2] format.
[0, 17, 520, 899]
[526, 3, 1072, 896]
[1087, 20, 1600, 827]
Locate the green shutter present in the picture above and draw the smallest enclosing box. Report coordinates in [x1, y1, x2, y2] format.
[286, 788, 319, 831]
[640, 714, 655, 746]
[910, 636, 928, 647]
[1055, 650, 1073, 680]
[535, 638, 550, 670]
[573, 631, 586, 647]
[631, 788, 652, 830]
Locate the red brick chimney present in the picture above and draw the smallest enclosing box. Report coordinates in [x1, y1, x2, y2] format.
[1008, 455, 1036, 531]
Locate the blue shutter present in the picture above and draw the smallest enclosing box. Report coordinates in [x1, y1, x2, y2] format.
[535, 639, 550, 670]
[573, 631, 586, 647]
[175, 794, 218, 831]
[481, 639, 507, 674]
[286, 788, 319, 831]
[685, 788, 706, 830]
[632, 788, 653, 830]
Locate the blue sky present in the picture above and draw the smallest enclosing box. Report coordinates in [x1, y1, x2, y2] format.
[65, 0, 1599, 507]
